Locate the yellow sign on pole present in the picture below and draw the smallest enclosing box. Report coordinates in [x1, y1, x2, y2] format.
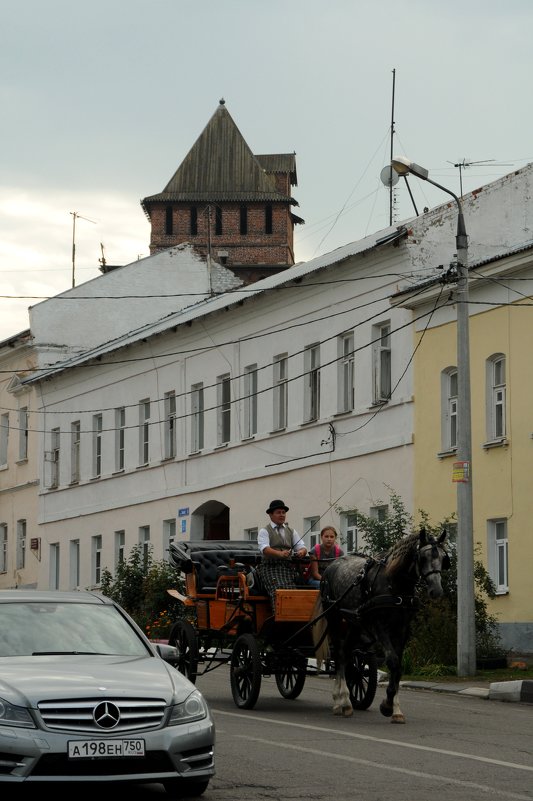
[452, 461, 470, 483]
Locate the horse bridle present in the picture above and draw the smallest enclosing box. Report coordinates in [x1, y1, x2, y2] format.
[417, 542, 449, 581]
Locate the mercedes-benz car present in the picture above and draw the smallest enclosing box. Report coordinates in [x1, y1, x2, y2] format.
[0, 590, 215, 796]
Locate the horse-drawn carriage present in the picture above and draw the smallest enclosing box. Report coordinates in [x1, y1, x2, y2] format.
[167, 540, 378, 711]
[167, 528, 450, 722]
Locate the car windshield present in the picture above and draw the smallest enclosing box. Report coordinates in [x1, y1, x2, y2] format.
[0, 601, 151, 658]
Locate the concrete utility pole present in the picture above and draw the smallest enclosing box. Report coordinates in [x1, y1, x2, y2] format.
[391, 157, 476, 677]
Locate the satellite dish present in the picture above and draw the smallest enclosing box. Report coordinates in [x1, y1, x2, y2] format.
[380, 165, 399, 188]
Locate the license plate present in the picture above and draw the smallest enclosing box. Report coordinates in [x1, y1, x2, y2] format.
[68, 739, 145, 759]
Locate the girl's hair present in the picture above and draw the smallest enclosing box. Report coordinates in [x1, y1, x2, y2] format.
[320, 526, 337, 538]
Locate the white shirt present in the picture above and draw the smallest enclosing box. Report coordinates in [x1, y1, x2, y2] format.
[258, 524, 305, 553]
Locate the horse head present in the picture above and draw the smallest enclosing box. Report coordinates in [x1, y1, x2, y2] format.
[417, 527, 450, 599]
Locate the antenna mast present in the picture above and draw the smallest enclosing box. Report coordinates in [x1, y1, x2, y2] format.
[70, 211, 97, 288]
[389, 68, 396, 226]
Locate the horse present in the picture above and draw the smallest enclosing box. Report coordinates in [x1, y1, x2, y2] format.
[312, 527, 450, 723]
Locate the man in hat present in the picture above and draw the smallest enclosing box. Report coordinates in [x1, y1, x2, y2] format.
[256, 500, 307, 610]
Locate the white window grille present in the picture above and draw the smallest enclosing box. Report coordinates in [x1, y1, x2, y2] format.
[303, 516, 320, 550]
[217, 374, 231, 445]
[93, 413, 102, 478]
[18, 407, 28, 461]
[191, 383, 204, 452]
[273, 354, 288, 430]
[163, 519, 176, 560]
[69, 539, 80, 589]
[440, 368, 458, 451]
[164, 391, 177, 459]
[50, 543, 60, 590]
[488, 519, 508, 593]
[243, 365, 258, 438]
[139, 525, 150, 565]
[71, 421, 80, 483]
[338, 332, 354, 413]
[0, 523, 8, 572]
[488, 355, 506, 440]
[139, 400, 150, 465]
[115, 407, 126, 471]
[92, 535, 102, 586]
[16, 519, 26, 570]
[304, 344, 320, 422]
[0, 412, 9, 466]
[115, 530, 125, 567]
[372, 322, 391, 403]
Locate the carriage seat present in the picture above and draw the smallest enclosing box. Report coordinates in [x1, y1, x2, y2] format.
[169, 540, 263, 595]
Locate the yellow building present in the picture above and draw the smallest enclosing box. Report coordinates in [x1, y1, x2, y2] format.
[398, 246, 533, 654]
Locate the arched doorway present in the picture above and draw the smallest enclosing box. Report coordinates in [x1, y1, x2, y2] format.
[190, 500, 230, 541]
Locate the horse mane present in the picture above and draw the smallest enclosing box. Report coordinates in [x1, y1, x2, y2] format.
[383, 531, 420, 578]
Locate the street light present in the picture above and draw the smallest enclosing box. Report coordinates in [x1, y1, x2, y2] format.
[391, 156, 476, 677]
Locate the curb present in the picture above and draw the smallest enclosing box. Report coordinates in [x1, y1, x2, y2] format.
[399, 678, 533, 704]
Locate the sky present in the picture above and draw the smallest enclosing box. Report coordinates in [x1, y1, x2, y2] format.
[2, 0, 533, 341]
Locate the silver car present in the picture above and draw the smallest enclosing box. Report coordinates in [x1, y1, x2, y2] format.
[0, 590, 215, 796]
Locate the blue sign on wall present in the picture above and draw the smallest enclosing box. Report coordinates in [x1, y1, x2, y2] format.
[178, 508, 189, 517]
[181, 519, 187, 533]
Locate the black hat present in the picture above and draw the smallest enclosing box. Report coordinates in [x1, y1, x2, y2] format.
[266, 499, 289, 514]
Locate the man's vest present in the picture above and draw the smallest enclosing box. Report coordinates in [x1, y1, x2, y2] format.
[266, 523, 294, 551]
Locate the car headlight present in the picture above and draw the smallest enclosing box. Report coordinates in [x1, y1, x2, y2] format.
[0, 698, 36, 729]
[168, 690, 208, 726]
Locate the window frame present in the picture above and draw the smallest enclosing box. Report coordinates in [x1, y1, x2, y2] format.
[18, 406, 28, 461]
[92, 413, 103, 478]
[273, 354, 288, 431]
[191, 383, 204, 452]
[71, 421, 81, 483]
[217, 374, 231, 445]
[139, 399, 150, 466]
[243, 364, 258, 439]
[338, 332, 355, 413]
[372, 322, 392, 403]
[486, 354, 506, 441]
[488, 518, 508, 593]
[115, 407, 125, 472]
[16, 519, 26, 570]
[304, 344, 320, 422]
[0, 523, 8, 573]
[164, 391, 177, 460]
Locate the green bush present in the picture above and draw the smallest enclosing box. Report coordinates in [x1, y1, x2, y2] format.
[100, 543, 185, 638]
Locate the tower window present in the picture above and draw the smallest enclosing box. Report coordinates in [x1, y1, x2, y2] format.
[215, 206, 223, 235]
[190, 206, 198, 235]
[165, 206, 173, 235]
[265, 204, 273, 234]
[240, 205, 248, 235]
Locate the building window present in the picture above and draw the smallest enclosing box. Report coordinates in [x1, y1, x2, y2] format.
[0, 412, 9, 466]
[139, 525, 150, 566]
[191, 383, 204, 452]
[190, 206, 198, 236]
[165, 206, 173, 235]
[273, 354, 288, 430]
[215, 206, 223, 235]
[139, 400, 150, 465]
[303, 516, 320, 550]
[71, 421, 81, 483]
[488, 519, 508, 593]
[164, 391, 177, 459]
[244, 527, 258, 542]
[240, 205, 248, 235]
[163, 519, 176, 561]
[115, 407, 125, 471]
[265, 204, 273, 235]
[49, 427, 60, 488]
[50, 543, 60, 589]
[217, 374, 231, 445]
[370, 505, 389, 522]
[69, 539, 80, 589]
[92, 535, 102, 586]
[372, 322, 391, 403]
[16, 519, 26, 570]
[92, 413, 103, 478]
[487, 354, 506, 440]
[0, 523, 7, 572]
[115, 530, 125, 567]
[304, 344, 320, 422]
[18, 407, 28, 461]
[440, 368, 458, 451]
[243, 365, 258, 438]
[338, 332, 355, 413]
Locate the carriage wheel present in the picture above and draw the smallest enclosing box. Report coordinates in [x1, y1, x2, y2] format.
[275, 658, 307, 700]
[230, 633, 262, 709]
[345, 650, 378, 710]
[168, 620, 199, 683]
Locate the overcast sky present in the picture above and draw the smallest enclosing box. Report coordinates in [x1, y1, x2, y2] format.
[2, 0, 532, 341]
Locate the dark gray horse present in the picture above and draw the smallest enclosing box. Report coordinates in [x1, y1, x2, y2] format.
[313, 528, 450, 723]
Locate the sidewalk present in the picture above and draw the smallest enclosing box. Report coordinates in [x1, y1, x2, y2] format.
[398, 677, 533, 704]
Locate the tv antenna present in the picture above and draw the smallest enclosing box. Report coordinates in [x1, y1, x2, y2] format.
[379, 68, 399, 226]
[70, 211, 97, 287]
[447, 158, 513, 198]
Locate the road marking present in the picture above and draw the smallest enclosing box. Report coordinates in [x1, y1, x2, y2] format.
[213, 708, 533, 775]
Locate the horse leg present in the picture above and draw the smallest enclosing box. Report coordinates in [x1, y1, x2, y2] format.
[378, 632, 405, 724]
[328, 623, 353, 717]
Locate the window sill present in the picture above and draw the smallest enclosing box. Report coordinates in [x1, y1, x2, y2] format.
[437, 447, 457, 459]
[241, 435, 256, 442]
[16, 458, 28, 465]
[188, 450, 203, 457]
[69, 480, 79, 486]
[160, 456, 175, 463]
[269, 427, 286, 434]
[112, 469, 125, 476]
[300, 418, 318, 427]
[333, 409, 353, 418]
[214, 443, 229, 450]
[494, 589, 509, 596]
[369, 399, 389, 408]
[482, 438, 508, 450]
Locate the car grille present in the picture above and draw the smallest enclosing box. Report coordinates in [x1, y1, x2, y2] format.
[33, 750, 175, 777]
[38, 697, 167, 733]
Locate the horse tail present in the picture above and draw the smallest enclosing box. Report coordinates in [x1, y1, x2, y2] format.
[311, 593, 330, 666]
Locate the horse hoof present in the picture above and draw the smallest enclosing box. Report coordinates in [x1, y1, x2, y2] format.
[342, 706, 353, 717]
[379, 701, 393, 718]
[391, 714, 406, 724]
[333, 706, 343, 716]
